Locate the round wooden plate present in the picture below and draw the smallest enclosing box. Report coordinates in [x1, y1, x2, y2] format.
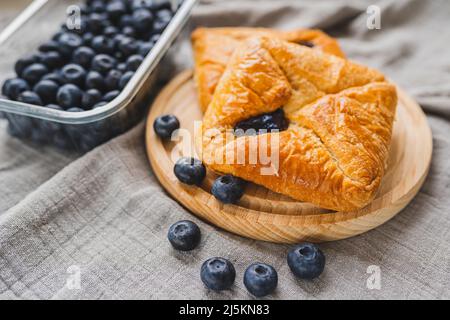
[145, 70, 432, 243]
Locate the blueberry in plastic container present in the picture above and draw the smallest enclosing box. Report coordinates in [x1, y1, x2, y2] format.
[121, 26, 137, 38]
[72, 46, 96, 68]
[61, 64, 87, 87]
[22, 63, 49, 85]
[17, 91, 43, 106]
[42, 72, 64, 85]
[38, 40, 59, 53]
[126, 54, 144, 71]
[91, 35, 115, 54]
[138, 41, 154, 56]
[57, 32, 83, 57]
[40, 51, 65, 69]
[106, 1, 127, 20]
[14, 55, 38, 77]
[105, 69, 123, 91]
[87, 13, 108, 34]
[5, 113, 33, 138]
[118, 71, 134, 90]
[33, 80, 59, 105]
[57, 84, 83, 109]
[91, 54, 117, 75]
[2, 78, 29, 100]
[118, 37, 139, 57]
[132, 9, 154, 32]
[85, 71, 106, 91]
[103, 90, 120, 102]
[82, 89, 103, 109]
[103, 26, 119, 37]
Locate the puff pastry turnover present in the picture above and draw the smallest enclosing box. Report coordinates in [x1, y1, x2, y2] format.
[192, 27, 345, 112]
[198, 37, 397, 212]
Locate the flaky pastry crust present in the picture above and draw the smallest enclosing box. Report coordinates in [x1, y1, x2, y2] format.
[198, 37, 397, 211]
[192, 27, 345, 112]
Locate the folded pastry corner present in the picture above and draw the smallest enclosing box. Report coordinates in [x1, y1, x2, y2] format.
[199, 37, 397, 212]
[191, 27, 345, 112]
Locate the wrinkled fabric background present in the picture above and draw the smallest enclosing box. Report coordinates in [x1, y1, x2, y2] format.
[0, 0, 449, 300]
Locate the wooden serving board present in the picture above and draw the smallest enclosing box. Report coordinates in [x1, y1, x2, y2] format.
[145, 70, 432, 243]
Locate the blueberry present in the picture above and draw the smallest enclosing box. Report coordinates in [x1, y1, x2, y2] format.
[2, 78, 29, 100]
[91, 35, 115, 54]
[103, 26, 119, 37]
[149, 33, 161, 44]
[167, 220, 201, 251]
[235, 108, 288, 135]
[33, 80, 59, 104]
[17, 91, 43, 106]
[287, 243, 325, 280]
[126, 54, 144, 71]
[22, 63, 49, 85]
[106, 1, 127, 20]
[118, 71, 134, 89]
[91, 54, 117, 74]
[211, 175, 246, 204]
[119, 14, 133, 27]
[299, 40, 315, 48]
[201, 258, 236, 291]
[39, 40, 59, 52]
[152, 0, 172, 11]
[82, 89, 103, 109]
[72, 47, 95, 68]
[86, 71, 106, 91]
[131, 0, 155, 11]
[156, 8, 173, 21]
[243, 263, 278, 297]
[14, 55, 38, 77]
[121, 26, 136, 38]
[82, 32, 94, 45]
[153, 16, 170, 33]
[42, 72, 64, 85]
[138, 41, 153, 56]
[87, 13, 109, 34]
[117, 63, 127, 72]
[132, 9, 154, 32]
[105, 69, 123, 90]
[41, 51, 64, 69]
[61, 64, 87, 87]
[90, 0, 106, 13]
[57, 84, 83, 109]
[118, 37, 139, 57]
[103, 90, 120, 102]
[57, 33, 83, 56]
[173, 157, 206, 186]
[153, 114, 179, 139]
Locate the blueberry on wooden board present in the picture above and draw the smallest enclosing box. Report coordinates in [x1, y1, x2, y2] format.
[211, 175, 246, 204]
[153, 114, 180, 139]
[173, 157, 206, 186]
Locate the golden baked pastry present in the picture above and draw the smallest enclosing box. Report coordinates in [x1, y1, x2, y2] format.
[198, 37, 397, 212]
[192, 27, 345, 112]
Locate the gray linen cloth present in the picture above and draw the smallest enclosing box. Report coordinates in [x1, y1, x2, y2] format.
[1, 0, 449, 299]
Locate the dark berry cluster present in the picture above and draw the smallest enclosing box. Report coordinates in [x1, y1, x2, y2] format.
[234, 108, 289, 136]
[1, 0, 175, 150]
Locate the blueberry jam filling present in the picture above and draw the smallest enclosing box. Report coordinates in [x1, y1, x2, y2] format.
[299, 40, 315, 48]
[234, 108, 288, 136]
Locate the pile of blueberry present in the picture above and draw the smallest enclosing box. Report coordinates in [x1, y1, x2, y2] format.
[168, 220, 326, 297]
[156, 114, 326, 297]
[1, 0, 176, 150]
